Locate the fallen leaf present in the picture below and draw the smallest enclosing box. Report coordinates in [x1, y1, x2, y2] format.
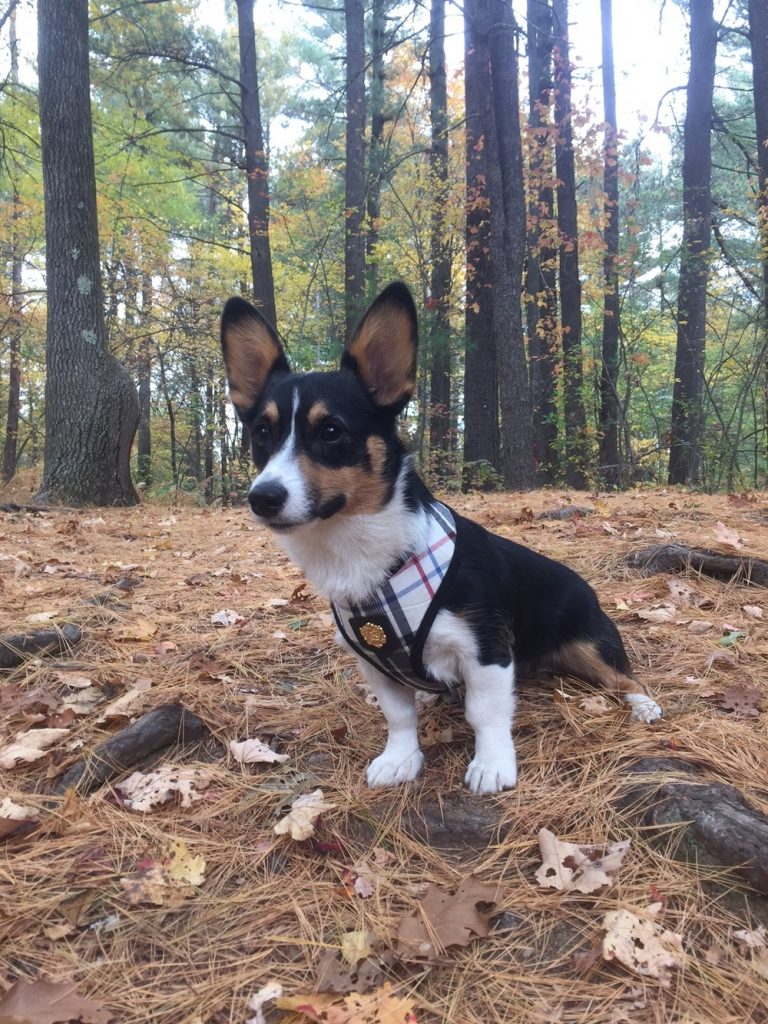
[229, 737, 289, 765]
[274, 789, 336, 841]
[340, 929, 375, 965]
[95, 688, 148, 722]
[719, 686, 761, 717]
[667, 579, 708, 608]
[609, 987, 647, 1022]
[0, 796, 38, 839]
[117, 766, 213, 811]
[264, 598, 289, 609]
[579, 694, 613, 716]
[732, 926, 766, 950]
[742, 604, 763, 620]
[602, 902, 683, 986]
[419, 719, 453, 747]
[246, 982, 283, 1024]
[315, 946, 393, 996]
[112, 617, 158, 641]
[705, 650, 738, 671]
[60, 686, 103, 716]
[636, 603, 677, 623]
[26, 611, 59, 624]
[277, 983, 417, 1024]
[687, 620, 713, 635]
[535, 829, 630, 893]
[0, 977, 111, 1023]
[210, 608, 246, 627]
[396, 876, 499, 960]
[0, 728, 70, 769]
[54, 671, 93, 689]
[713, 521, 745, 550]
[120, 839, 205, 905]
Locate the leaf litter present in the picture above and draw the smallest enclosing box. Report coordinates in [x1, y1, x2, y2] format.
[2, 493, 768, 1023]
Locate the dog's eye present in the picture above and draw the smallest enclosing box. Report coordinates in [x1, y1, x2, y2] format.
[320, 421, 343, 444]
[253, 422, 271, 443]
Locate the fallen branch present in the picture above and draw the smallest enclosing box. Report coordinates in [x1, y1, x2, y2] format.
[0, 624, 82, 669]
[617, 757, 768, 895]
[53, 703, 208, 795]
[627, 543, 768, 587]
[536, 506, 595, 521]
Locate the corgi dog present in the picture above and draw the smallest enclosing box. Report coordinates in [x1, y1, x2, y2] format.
[220, 282, 662, 795]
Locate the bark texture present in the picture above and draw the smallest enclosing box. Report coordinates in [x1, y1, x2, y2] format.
[668, 0, 717, 485]
[2, 9, 22, 484]
[366, 0, 386, 295]
[748, 0, 768, 466]
[36, 0, 139, 506]
[525, 0, 559, 483]
[627, 542, 768, 587]
[553, 0, 588, 489]
[235, 0, 277, 327]
[344, 0, 366, 341]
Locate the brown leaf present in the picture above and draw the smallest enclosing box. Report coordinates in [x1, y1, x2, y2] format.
[602, 903, 683, 987]
[273, 789, 336, 841]
[719, 686, 761, 717]
[117, 766, 212, 811]
[120, 840, 205, 905]
[713, 521, 745, 550]
[396, 876, 499, 960]
[0, 728, 70, 769]
[535, 829, 630, 893]
[0, 978, 112, 1023]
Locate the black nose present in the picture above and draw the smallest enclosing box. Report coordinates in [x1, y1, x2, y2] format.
[249, 481, 288, 519]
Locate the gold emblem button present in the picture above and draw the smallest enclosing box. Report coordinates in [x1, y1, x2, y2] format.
[358, 622, 387, 649]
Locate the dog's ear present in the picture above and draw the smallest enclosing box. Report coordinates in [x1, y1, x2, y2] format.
[220, 297, 289, 418]
[341, 282, 418, 411]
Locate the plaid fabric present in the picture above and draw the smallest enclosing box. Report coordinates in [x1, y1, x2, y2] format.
[331, 502, 457, 692]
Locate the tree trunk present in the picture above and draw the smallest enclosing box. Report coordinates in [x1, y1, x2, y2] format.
[136, 272, 152, 489]
[748, 0, 768, 474]
[525, 0, 559, 483]
[35, 0, 139, 506]
[598, 0, 621, 487]
[235, 0, 277, 326]
[552, 0, 588, 489]
[366, 0, 385, 296]
[463, 0, 501, 481]
[344, 0, 366, 341]
[428, 0, 452, 479]
[482, 0, 534, 489]
[668, 0, 716, 486]
[2, 10, 22, 484]
[204, 364, 214, 504]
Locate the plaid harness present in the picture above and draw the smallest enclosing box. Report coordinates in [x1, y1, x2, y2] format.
[331, 502, 460, 693]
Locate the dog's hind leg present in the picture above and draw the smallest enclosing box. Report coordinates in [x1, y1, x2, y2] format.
[545, 638, 662, 723]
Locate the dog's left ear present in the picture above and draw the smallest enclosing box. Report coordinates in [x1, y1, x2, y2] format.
[220, 297, 290, 419]
[341, 282, 418, 411]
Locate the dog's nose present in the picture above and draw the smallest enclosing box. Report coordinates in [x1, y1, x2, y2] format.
[249, 481, 288, 519]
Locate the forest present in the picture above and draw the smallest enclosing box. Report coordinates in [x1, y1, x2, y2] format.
[0, 0, 766, 504]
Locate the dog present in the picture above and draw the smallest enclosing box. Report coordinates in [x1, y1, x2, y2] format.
[220, 282, 662, 795]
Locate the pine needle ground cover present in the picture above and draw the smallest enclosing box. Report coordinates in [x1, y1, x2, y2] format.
[1, 489, 767, 1024]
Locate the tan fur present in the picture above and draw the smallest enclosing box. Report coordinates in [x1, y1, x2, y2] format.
[222, 318, 282, 412]
[346, 306, 416, 406]
[307, 400, 330, 426]
[262, 400, 278, 424]
[542, 640, 649, 699]
[297, 452, 389, 517]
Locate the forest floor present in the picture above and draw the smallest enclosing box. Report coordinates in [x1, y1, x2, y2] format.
[1, 485, 768, 1024]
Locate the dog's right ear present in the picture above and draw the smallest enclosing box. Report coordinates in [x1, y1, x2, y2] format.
[220, 297, 290, 418]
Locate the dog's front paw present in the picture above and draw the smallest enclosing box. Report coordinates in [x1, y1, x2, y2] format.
[366, 749, 424, 788]
[465, 755, 517, 795]
[625, 694, 663, 723]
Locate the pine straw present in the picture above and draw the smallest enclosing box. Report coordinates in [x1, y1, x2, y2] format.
[1, 488, 768, 1023]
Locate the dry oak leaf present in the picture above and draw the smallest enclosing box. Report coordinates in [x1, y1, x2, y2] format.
[713, 521, 745, 550]
[0, 729, 69, 769]
[274, 788, 336, 841]
[119, 839, 205, 905]
[95, 688, 147, 723]
[579, 694, 613, 716]
[719, 685, 761, 717]
[210, 608, 246, 627]
[742, 604, 763, 620]
[536, 829, 630, 893]
[111, 617, 158, 641]
[667, 579, 709, 608]
[117, 766, 212, 811]
[277, 983, 417, 1024]
[0, 977, 111, 1024]
[601, 902, 683, 986]
[229, 738, 289, 765]
[0, 797, 38, 839]
[395, 876, 499, 960]
[635, 603, 677, 624]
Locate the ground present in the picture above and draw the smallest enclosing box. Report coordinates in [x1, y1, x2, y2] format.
[1, 487, 767, 1024]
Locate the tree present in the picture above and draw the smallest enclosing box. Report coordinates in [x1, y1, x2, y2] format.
[463, 0, 500, 482]
[598, 0, 621, 486]
[748, 0, 768, 464]
[553, 0, 588, 488]
[236, 0, 277, 327]
[344, 0, 366, 341]
[366, 0, 386, 295]
[35, 0, 139, 506]
[668, 0, 717, 485]
[428, 0, 452, 474]
[2, 7, 22, 483]
[525, 0, 559, 482]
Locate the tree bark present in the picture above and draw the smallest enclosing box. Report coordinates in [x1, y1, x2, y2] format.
[552, 0, 588, 489]
[484, 0, 534, 489]
[235, 0, 277, 327]
[428, 0, 452, 477]
[525, 0, 559, 483]
[463, 0, 501, 481]
[366, 0, 386, 296]
[668, 0, 717, 486]
[35, 0, 139, 507]
[598, 0, 621, 487]
[344, 0, 366, 341]
[2, 8, 22, 484]
[136, 273, 152, 489]
[748, 0, 768, 474]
